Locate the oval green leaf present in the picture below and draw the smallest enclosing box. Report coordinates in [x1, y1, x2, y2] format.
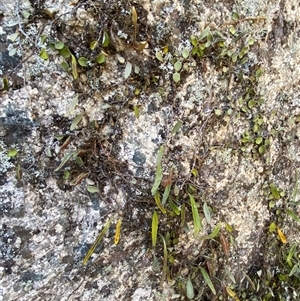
[155, 51, 163, 62]
[39, 48, 49, 60]
[258, 145, 266, 155]
[87, 186, 100, 193]
[7, 149, 18, 157]
[60, 47, 71, 58]
[55, 41, 64, 50]
[124, 61, 132, 79]
[198, 27, 211, 41]
[173, 72, 180, 83]
[232, 12, 239, 21]
[186, 278, 194, 299]
[255, 137, 263, 145]
[96, 53, 106, 64]
[182, 48, 189, 59]
[60, 61, 69, 72]
[78, 57, 88, 67]
[90, 40, 98, 50]
[229, 25, 236, 35]
[174, 61, 182, 72]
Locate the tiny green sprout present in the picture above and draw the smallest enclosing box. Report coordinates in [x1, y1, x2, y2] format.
[8, 149, 18, 157]
[186, 278, 194, 299]
[134, 87, 140, 95]
[63, 170, 70, 180]
[247, 37, 255, 46]
[182, 48, 189, 59]
[96, 53, 106, 64]
[227, 49, 234, 57]
[90, 40, 98, 50]
[191, 168, 198, 177]
[155, 51, 163, 62]
[102, 31, 110, 47]
[239, 47, 248, 59]
[39, 48, 49, 60]
[173, 72, 180, 83]
[255, 137, 263, 145]
[174, 61, 182, 72]
[256, 68, 263, 77]
[55, 41, 64, 50]
[248, 100, 256, 108]
[241, 106, 248, 113]
[218, 40, 225, 48]
[75, 157, 84, 165]
[205, 33, 213, 47]
[172, 120, 183, 134]
[258, 145, 266, 155]
[60, 61, 69, 72]
[60, 47, 71, 58]
[198, 27, 211, 41]
[241, 131, 251, 143]
[226, 108, 233, 115]
[55, 134, 64, 141]
[229, 25, 236, 35]
[87, 186, 100, 193]
[270, 184, 280, 200]
[232, 53, 238, 63]
[253, 123, 260, 133]
[269, 222, 277, 232]
[124, 62, 132, 79]
[78, 57, 88, 67]
[190, 35, 198, 46]
[256, 117, 264, 125]
[232, 12, 239, 21]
